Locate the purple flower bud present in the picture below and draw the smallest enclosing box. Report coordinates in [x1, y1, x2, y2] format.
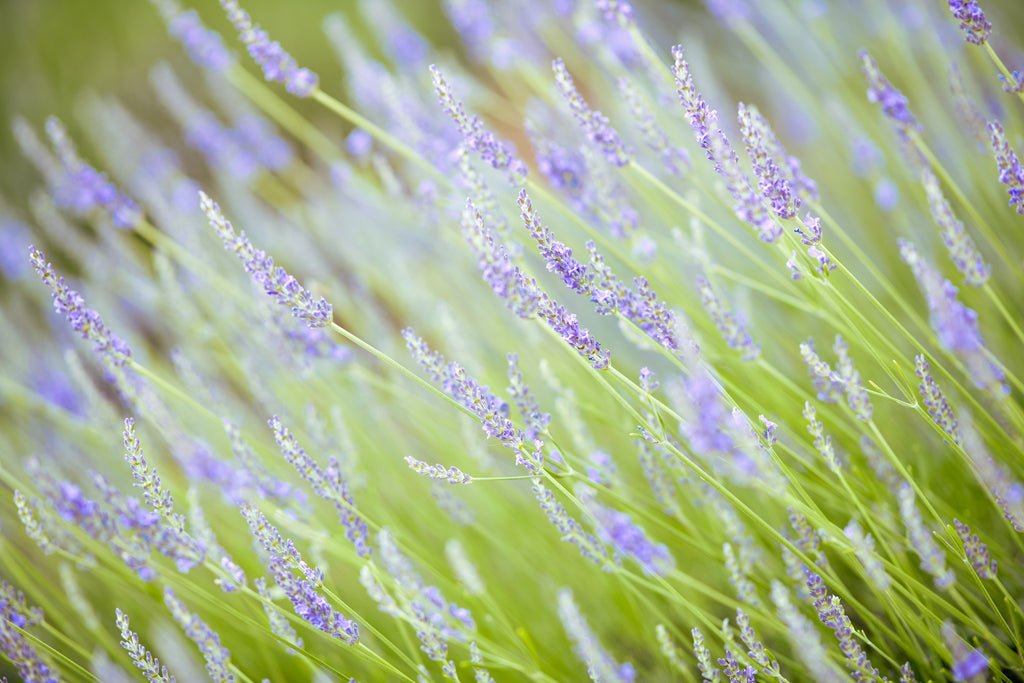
[988, 121, 1024, 215]
[953, 519, 996, 579]
[219, 0, 318, 96]
[948, 1, 991, 45]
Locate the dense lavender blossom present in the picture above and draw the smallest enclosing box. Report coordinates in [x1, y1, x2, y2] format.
[269, 415, 369, 557]
[915, 356, 960, 442]
[116, 608, 177, 683]
[953, 519, 996, 579]
[552, 58, 630, 167]
[942, 622, 989, 682]
[860, 51, 921, 135]
[431, 65, 527, 180]
[805, 569, 883, 681]
[242, 506, 360, 644]
[578, 487, 675, 575]
[201, 191, 333, 328]
[219, 0, 318, 96]
[29, 247, 133, 367]
[739, 103, 799, 219]
[947, 1, 992, 45]
[988, 121, 1024, 215]
[0, 582, 58, 683]
[922, 170, 989, 286]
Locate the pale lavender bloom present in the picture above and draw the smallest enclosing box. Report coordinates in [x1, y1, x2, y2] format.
[579, 488, 675, 575]
[948, 1, 991, 45]
[860, 50, 921, 134]
[795, 213, 835, 274]
[735, 609, 780, 676]
[0, 581, 58, 683]
[520, 190, 590, 295]
[800, 338, 841, 403]
[922, 169, 989, 286]
[346, 128, 374, 158]
[723, 543, 758, 606]
[988, 121, 1024, 215]
[901, 663, 921, 683]
[242, 505, 360, 644]
[843, 520, 892, 589]
[771, 582, 844, 683]
[739, 103, 799, 219]
[533, 479, 608, 565]
[691, 627, 719, 682]
[0, 217, 31, 280]
[30, 247, 132, 368]
[201, 192, 333, 328]
[358, 0, 429, 67]
[897, 482, 955, 589]
[553, 58, 630, 167]
[805, 569, 882, 681]
[960, 413, 1024, 531]
[915, 355, 960, 443]
[618, 77, 688, 175]
[953, 519, 997, 579]
[431, 65, 527, 180]
[1000, 70, 1024, 94]
[597, 0, 635, 26]
[786, 251, 802, 279]
[898, 239, 1004, 392]
[219, 0, 318, 96]
[706, 0, 752, 26]
[163, 588, 234, 682]
[149, 1, 233, 72]
[788, 508, 827, 568]
[558, 589, 635, 682]
[404, 456, 473, 484]
[232, 114, 293, 170]
[506, 353, 551, 439]
[42, 117, 141, 228]
[269, 415, 369, 557]
[116, 608, 177, 683]
[942, 622, 988, 681]
[255, 577, 303, 649]
[804, 403, 839, 472]
[833, 335, 872, 421]
[696, 275, 760, 360]
[672, 47, 779, 242]
[442, 0, 495, 64]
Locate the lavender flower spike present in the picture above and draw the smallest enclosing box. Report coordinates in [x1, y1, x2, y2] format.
[953, 519, 997, 578]
[738, 103, 798, 219]
[897, 481, 955, 589]
[163, 588, 235, 682]
[922, 169, 989, 286]
[832, 335, 872, 421]
[149, 0, 233, 71]
[859, 50, 921, 134]
[404, 456, 473, 484]
[988, 121, 1024, 215]
[201, 191, 333, 328]
[553, 58, 630, 167]
[915, 355, 960, 443]
[948, 1, 992, 45]
[116, 608, 177, 683]
[30, 247, 132, 367]
[219, 0, 318, 96]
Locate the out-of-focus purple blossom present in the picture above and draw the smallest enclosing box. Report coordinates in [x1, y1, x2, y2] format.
[30, 247, 133, 368]
[553, 59, 630, 167]
[942, 622, 989, 681]
[860, 50, 921, 135]
[533, 480, 609, 565]
[202, 192, 333, 328]
[431, 65, 527, 181]
[358, 0, 430, 67]
[959, 413, 1024, 531]
[799, 338, 842, 403]
[724, 542, 759, 606]
[771, 582, 844, 683]
[618, 78, 689, 177]
[442, 0, 495, 64]
[899, 239, 1004, 392]
[596, 0, 635, 26]
[161, 4, 234, 71]
[922, 170, 989, 286]
[578, 488, 674, 576]
[874, 177, 900, 211]
[585, 451, 616, 486]
[948, 1, 991, 45]
[706, 0, 752, 26]
[897, 481, 955, 589]
[506, 353, 551, 440]
[558, 589, 636, 682]
[804, 402, 839, 472]
[832, 335, 872, 421]
[988, 121, 1024, 215]
[0, 580, 58, 683]
[41, 118, 141, 228]
[220, 0, 318, 97]
[163, 587, 235, 682]
[1000, 70, 1024, 94]
[345, 128, 374, 158]
[953, 519, 996, 579]
[0, 217, 31, 280]
[696, 275, 760, 360]
[232, 114, 293, 170]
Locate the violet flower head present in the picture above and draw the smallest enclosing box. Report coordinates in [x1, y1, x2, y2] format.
[219, 0, 318, 96]
[915, 355, 960, 443]
[0, 581, 58, 683]
[116, 608, 177, 683]
[859, 50, 920, 134]
[30, 247, 133, 368]
[922, 169, 989, 286]
[155, 2, 233, 72]
[988, 121, 1024, 215]
[533, 480, 608, 565]
[671, 47, 717, 155]
[557, 589, 636, 682]
[519, 189, 590, 295]
[431, 66, 527, 180]
[579, 488, 675, 576]
[738, 103, 798, 219]
[43, 117, 141, 229]
[506, 352, 551, 439]
[954, 519, 996, 579]
[897, 481, 955, 589]
[617, 77, 689, 177]
[804, 568, 882, 681]
[201, 192, 333, 328]
[696, 275, 760, 360]
[942, 622, 988, 682]
[948, 1, 991, 45]
[552, 58, 630, 167]
[163, 588, 235, 682]
[832, 335, 872, 421]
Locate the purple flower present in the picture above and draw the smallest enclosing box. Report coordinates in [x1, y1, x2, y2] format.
[163, 7, 233, 71]
[738, 103, 801, 219]
[696, 275, 760, 360]
[116, 608, 177, 683]
[804, 569, 882, 681]
[832, 335, 872, 421]
[0, 580, 59, 682]
[219, 0, 318, 97]
[915, 355, 960, 443]
[988, 121, 1024, 215]
[163, 588, 234, 682]
[953, 519, 996, 579]
[897, 481, 955, 589]
[201, 192, 333, 328]
[860, 50, 921, 134]
[553, 58, 630, 167]
[942, 622, 988, 681]
[596, 0, 635, 26]
[404, 457, 473, 484]
[948, 1, 991, 45]
[30, 247, 133, 368]
[579, 488, 674, 576]
[922, 169, 989, 286]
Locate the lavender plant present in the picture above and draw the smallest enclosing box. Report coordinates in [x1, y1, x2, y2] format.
[4, 0, 1024, 681]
